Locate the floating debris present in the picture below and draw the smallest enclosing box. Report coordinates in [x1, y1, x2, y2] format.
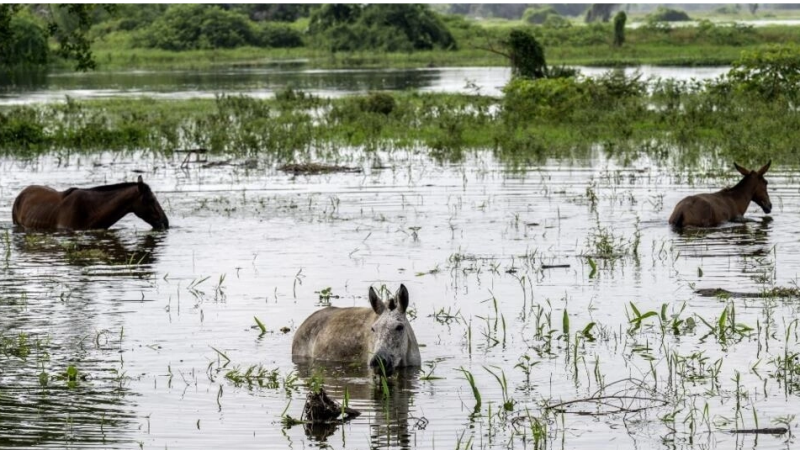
[301, 388, 361, 423]
[695, 287, 800, 298]
[279, 163, 362, 175]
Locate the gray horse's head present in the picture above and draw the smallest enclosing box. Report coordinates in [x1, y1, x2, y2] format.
[368, 284, 412, 377]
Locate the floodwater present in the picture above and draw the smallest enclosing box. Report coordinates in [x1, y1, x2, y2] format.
[0, 65, 729, 105]
[1, 149, 798, 450]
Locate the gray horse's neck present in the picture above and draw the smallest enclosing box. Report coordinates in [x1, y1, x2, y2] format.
[404, 326, 421, 366]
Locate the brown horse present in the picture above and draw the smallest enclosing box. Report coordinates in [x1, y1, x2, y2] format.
[669, 161, 772, 228]
[12, 176, 169, 231]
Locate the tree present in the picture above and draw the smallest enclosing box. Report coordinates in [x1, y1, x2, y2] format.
[0, 4, 114, 71]
[309, 4, 456, 52]
[613, 11, 626, 47]
[749, 4, 759, 15]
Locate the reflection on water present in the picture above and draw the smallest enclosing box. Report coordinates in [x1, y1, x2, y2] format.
[0, 65, 730, 105]
[293, 363, 419, 449]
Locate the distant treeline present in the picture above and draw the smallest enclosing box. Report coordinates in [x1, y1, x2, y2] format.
[1, 4, 462, 68]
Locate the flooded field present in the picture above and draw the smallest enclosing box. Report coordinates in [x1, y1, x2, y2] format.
[1, 150, 799, 449]
[0, 65, 729, 105]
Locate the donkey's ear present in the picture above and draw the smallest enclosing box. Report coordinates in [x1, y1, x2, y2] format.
[757, 160, 772, 176]
[137, 175, 144, 184]
[734, 162, 750, 176]
[395, 284, 409, 314]
[369, 287, 385, 315]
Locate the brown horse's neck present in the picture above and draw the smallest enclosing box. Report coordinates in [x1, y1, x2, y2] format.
[78, 185, 141, 229]
[720, 177, 755, 217]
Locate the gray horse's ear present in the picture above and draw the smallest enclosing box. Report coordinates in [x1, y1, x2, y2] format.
[734, 162, 750, 176]
[757, 160, 772, 176]
[369, 287, 385, 315]
[395, 284, 409, 313]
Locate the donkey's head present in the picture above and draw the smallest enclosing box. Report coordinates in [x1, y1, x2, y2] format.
[131, 176, 170, 230]
[734, 161, 772, 214]
[368, 284, 413, 377]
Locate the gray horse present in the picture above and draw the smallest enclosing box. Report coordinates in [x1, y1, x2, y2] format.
[292, 284, 421, 376]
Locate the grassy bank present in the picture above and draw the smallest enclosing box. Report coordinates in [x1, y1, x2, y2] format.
[79, 22, 800, 71]
[1, 70, 798, 169]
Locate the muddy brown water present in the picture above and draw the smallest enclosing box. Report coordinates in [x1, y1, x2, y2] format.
[1, 150, 799, 449]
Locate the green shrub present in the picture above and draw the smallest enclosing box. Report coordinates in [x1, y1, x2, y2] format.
[522, 6, 560, 25]
[647, 7, 691, 22]
[359, 92, 396, 115]
[727, 44, 800, 101]
[255, 23, 303, 48]
[502, 77, 587, 123]
[714, 5, 740, 15]
[613, 11, 626, 47]
[542, 15, 571, 29]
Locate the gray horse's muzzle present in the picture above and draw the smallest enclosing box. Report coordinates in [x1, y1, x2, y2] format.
[370, 352, 394, 377]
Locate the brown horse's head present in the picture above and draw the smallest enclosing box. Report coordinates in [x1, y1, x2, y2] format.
[131, 176, 170, 230]
[734, 160, 772, 214]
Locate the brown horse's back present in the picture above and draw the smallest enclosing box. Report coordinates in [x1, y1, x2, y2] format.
[669, 193, 737, 228]
[12, 186, 67, 230]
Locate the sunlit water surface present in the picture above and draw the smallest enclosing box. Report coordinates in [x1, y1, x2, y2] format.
[0, 150, 799, 449]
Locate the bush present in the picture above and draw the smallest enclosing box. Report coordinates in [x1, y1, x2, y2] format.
[727, 44, 800, 101]
[714, 5, 740, 15]
[542, 15, 571, 29]
[359, 92, 396, 115]
[613, 11, 626, 47]
[502, 77, 587, 123]
[647, 7, 691, 22]
[255, 23, 303, 48]
[522, 6, 560, 25]
[141, 5, 257, 51]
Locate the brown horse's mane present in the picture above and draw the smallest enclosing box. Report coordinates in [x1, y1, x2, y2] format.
[86, 182, 139, 192]
[62, 182, 144, 198]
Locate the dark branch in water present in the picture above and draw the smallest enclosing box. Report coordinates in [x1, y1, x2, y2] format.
[545, 378, 668, 416]
[730, 427, 789, 435]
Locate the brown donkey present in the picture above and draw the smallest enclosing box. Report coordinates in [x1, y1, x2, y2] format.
[669, 161, 772, 228]
[12, 176, 169, 231]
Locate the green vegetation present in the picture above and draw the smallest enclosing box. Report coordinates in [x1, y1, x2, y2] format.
[647, 7, 692, 22]
[1, 4, 114, 70]
[308, 4, 456, 52]
[1, 45, 798, 169]
[5, 4, 800, 71]
[136, 4, 302, 51]
[522, 6, 560, 25]
[613, 11, 626, 47]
